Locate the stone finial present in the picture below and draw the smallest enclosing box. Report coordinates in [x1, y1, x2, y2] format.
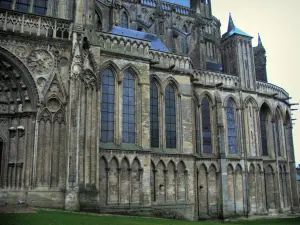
[258, 33, 263, 46]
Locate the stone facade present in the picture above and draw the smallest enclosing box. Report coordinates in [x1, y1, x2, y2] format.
[0, 0, 299, 221]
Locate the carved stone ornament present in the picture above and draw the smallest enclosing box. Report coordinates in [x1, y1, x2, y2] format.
[27, 50, 54, 75]
[47, 98, 61, 112]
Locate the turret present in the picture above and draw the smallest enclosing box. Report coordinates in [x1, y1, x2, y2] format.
[253, 33, 268, 82]
[191, 0, 212, 18]
[221, 13, 256, 90]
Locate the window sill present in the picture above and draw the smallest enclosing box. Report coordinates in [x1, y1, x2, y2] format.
[99, 142, 143, 151]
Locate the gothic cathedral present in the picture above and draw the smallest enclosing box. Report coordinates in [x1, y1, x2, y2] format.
[0, 0, 298, 220]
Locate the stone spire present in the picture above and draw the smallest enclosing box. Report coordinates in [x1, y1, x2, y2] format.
[258, 33, 262, 46]
[227, 13, 235, 32]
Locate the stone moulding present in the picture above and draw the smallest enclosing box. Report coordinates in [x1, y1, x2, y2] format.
[256, 81, 289, 99]
[149, 50, 192, 71]
[92, 32, 151, 59]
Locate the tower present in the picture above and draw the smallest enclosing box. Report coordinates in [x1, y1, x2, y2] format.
[253, 33, 268, 82]
[221, 14, 256, 90]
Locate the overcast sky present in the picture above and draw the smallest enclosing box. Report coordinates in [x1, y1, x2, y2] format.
[169, 0, 300, 165]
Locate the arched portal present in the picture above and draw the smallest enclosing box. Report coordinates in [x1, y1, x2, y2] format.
[0, 47, 38, 189]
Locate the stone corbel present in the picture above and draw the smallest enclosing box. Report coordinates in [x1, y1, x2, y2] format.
[9, 127, 16, 138]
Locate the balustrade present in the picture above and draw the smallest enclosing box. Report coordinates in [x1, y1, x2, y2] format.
[0, 9, 72, 40]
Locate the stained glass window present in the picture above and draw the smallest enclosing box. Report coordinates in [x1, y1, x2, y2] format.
[226, 99, 237, 154]
[15, 0, 30, 12]
[150, 81, 159, 147]
[33, 0, 48, 15]
[0, 0, 13, 9]
[121, 12, 128, 28]
[260, 106, 269, 156]
[202, 97, 212, 153]
[101, 69, 115, 143]
[123, 71, 135, 143]
[165, 84, 176, 148]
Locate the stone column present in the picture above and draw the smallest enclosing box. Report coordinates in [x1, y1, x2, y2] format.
[65, 32, 83, 211]
[216, 100, 228, 218]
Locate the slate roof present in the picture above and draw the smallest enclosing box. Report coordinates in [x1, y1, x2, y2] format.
[223, 27, 252, 39]
[110, 26, 169, 53]
[222, 13, 252, 39]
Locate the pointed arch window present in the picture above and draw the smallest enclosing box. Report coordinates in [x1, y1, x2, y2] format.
[150, 80, 159, 147]
[259, 105, 269, 156]
[0, 0, 13, 9]
[16, 0, 30, 12]
[201, 97, 212, 153]
[123, 71, 135, 143]
[226, 99, 237, 154]
[165, 84, 176, 148]
[121, 12, 129, 28]
[33, 0, 48, 15]
[101, 69, 115, 143]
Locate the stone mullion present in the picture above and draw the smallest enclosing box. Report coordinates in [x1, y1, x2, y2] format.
[13, 117, 20, 189]
[273, 121, 282, 210]
[78, 82, 85, 185]
[153, 169, 157, 202]
[128, 168, 132, 204]
[48, 115, 55, 189]
[44, 119, 51, 187]
[161, 92, 165, 149]
[29, 0, 34, 13]
[21, 117, 29, 188]
[85, 87, 92, 184]
[184, 170, 188, 201]
[205, 171, 209, 216]
[1, 118, 9, 189]
[106, 168, 111, 204]
[117, 167, 121, 205]
[117, 80, 122, 146]
[90, 89, 97, 185]
[178, 95, 182, 152]
[139, 83, 150, 149]
[51, 121, 60, 187]
[233, 171, 236, 213]
[95, 89, 101, 190]
[139, 168, 143, 205]
[285, 172, 291, 207]
[174, 169, 178, 202]
[37, 120, 45, 186]
[23, 116, 33, 188]
[163, 169, 167, 203]
[58, 121, 68, 188]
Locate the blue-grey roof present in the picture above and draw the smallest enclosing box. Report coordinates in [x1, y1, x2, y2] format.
[223, 27, 253, 39]
[110, 26, 169, 53]
[206, 62, 222, 72]
[297, 174, 300, 181]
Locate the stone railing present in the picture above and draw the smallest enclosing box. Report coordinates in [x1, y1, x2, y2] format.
[0, 9, 72, 40]
[256, 81, 289, 99]
[141, 0, 157, 7]
[161, 1, 196, 16]
[193, 70, 239, 88]
[93, 32, 151, 58]
[150, 50, 192, 71]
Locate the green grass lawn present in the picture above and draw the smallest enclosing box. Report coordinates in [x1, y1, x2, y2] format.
[0, 210, 300, 225]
